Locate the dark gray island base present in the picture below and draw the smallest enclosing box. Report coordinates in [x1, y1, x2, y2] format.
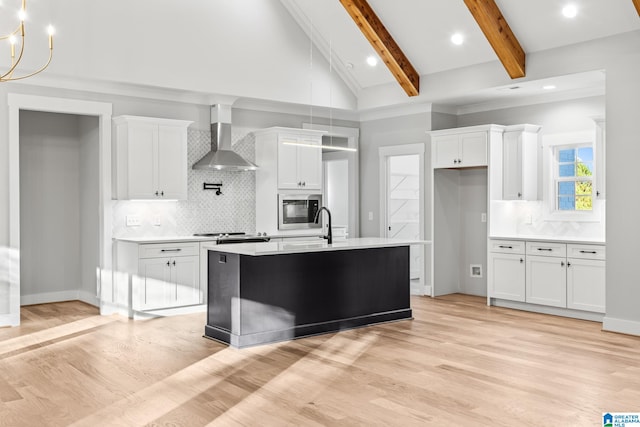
[204, 244, 412, 348]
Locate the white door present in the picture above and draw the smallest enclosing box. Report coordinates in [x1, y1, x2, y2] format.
[297, 138, 322, 190]
[379, 144, 426, 295]
[157, 125, 186, 199]
[174, 255, 201, 306]
[489, 252, 525, 301]
[459, 132, 488, 167]
[526, 255, 567, 307]
[277, 136, 300, 189]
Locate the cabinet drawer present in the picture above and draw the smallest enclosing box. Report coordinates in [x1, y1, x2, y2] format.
[139, 242, 199, 259]
[526, 241, 566, 257]
[567, 244, 606, 260]
[489, 240, 525, 254]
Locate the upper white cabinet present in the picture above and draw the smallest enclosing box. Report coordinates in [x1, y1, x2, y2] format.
[430, 125, 504, 169]
[594, 117, 606, 199]
[277, 133, 322, 190]
[113, 115, 192, 200]
[502, 124, 541, 200]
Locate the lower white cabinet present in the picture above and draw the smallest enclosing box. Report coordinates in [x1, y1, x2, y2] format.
[488, 240, 526, 301]
[567, 244, 606, 313]
[116, 241, 202, 312]
[489, 239, 605, 313]
[525, 255, 567, 308]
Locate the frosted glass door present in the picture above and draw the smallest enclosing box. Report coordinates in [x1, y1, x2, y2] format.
[387, 155, 420, 279]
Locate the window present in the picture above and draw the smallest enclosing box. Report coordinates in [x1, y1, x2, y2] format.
[555, 145, 593, 211]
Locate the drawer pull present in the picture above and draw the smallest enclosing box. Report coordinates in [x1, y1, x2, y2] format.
[498, 245, 513, 249]
[161, 248, 182, 252]
[537, 248, 553, 252]
[519, 258, 523, 263]
[579, 250, 597, 254]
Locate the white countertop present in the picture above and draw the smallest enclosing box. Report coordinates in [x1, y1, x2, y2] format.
[114, 235, 219, 244]
[490, 235, 605, 245]
[202, 237, 431, 256]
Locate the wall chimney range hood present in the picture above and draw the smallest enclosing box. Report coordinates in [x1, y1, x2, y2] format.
[192, 104, 258, 171]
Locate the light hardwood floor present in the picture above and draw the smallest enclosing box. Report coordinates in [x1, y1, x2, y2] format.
[1, 295, 638, 426]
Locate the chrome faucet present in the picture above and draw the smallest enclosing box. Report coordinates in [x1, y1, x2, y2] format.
[314, 206, 332, 244]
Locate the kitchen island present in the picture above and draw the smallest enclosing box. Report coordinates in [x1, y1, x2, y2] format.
[202, 238, 426, 348]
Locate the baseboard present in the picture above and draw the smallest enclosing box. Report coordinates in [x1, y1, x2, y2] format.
[603, 316, 640, 337]
[491, 298, 605, 322]
[133, 304, 207, 320]
[77, 291, 99, 307]
[21, 290, 81, 306]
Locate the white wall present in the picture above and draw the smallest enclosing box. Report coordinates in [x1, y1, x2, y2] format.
[359, 112, 431, 237]
[79, 115, 100, 303]
[459, 169, 488, 296]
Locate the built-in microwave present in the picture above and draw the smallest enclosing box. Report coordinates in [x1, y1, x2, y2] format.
[278, 194, 322, 230]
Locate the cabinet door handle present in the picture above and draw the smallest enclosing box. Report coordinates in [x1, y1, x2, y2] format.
[172, 260, 176, 266]
[302, 182, 306, 186]
[458, 158, 462, 163]
[155, 191, 159, 196]
[596, 191, 600, 197]
[561, 261, 565, 267]
[567, 261, 571, 267]
[519, 258, 523, 263]
[517, 192, 522, 198]
[453, 159, 458, 164]
[161, 248, 182, 252]
[498, 245, 513, 249]
[579, 250, 597, 254]
[537, 248, 553, 252]
[166, 261, 170, 266]
[160, 191, 164, 196]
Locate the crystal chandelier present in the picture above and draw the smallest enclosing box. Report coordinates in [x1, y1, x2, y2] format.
[1, 0, 54, 82]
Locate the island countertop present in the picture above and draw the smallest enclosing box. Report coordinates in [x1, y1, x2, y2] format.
[202, 237, 431, 256]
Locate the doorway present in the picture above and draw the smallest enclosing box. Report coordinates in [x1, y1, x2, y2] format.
[19, 111, 100, 305]
[5, 94, 112, 327]
[379, 144, 427, 295]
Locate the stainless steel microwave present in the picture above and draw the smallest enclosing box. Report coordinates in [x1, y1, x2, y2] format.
[278, 194, 322, 230]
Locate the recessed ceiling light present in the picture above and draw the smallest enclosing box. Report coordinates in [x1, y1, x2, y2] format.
[451, 33, 464, 46]
[543, 85, 557, 90]
[366, 55, 378, 67]
[562, 4, 578, 18]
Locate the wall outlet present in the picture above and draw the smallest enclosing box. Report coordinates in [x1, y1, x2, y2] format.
[368, 211, 373, 221]
[153, 216, 162, 226]
[481, 213, 487, 223]
[126, 215, 141, 227]
[525, 214, 533, 225]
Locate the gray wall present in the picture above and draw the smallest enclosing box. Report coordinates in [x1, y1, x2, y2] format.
[359, 113, 431, 237]
[19, 111, 99, 302]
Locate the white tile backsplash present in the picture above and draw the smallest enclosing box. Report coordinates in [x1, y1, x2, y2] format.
[490, 200, 605, 242]
[113, 127, 257, 238]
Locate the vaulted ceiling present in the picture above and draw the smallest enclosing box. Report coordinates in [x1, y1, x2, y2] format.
[1, 1, 638, 115]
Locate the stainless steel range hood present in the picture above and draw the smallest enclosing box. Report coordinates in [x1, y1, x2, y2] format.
[192, 104, 258, 171]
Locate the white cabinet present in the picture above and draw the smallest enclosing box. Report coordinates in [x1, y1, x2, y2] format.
[116, 241, 202, 312]
[502, 124, 541, 200]
[254, 127, 327, 234]
[525, 241, 567, 308]
[594, 117, 606, 199]
[488, 240, 526, 301]
[567, 244, 605, 313]
[432, 131, 488, 168]
[113, 115, 192, 200]
[277, 133, 322, 190]
[489, 239, 606, 314]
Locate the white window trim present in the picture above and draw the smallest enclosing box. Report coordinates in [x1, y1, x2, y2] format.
[542, 131, 601, 222]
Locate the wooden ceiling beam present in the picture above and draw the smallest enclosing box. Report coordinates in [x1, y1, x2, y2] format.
[339, 0, 420, 97]
[464, 0, 526, 78]
[633, 0, 640, 16]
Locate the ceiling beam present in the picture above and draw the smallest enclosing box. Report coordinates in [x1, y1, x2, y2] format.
[634, 0, 640, 16]
[464, 0, 526, 79]
[339, 0, 420, 97]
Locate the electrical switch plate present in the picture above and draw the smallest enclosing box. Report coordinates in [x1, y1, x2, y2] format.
[126, 215, 141, 227]
[368, 211, 373, 221]
[525, 214, 533, 225]
[481, 213, 487, 223]
[153, 216, 161, 226]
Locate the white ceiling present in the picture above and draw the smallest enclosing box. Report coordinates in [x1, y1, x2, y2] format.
[283, 0, 638, 93]
[1, 1, 637, 113]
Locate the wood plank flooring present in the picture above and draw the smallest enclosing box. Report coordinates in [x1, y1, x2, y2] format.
[1, 295, 639, 426]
